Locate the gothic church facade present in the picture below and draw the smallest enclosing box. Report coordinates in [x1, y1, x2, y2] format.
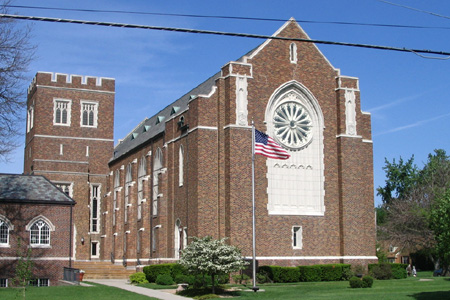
[24, 19, 376, 270]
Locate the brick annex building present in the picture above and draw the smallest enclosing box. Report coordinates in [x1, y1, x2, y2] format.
[19, 19, 377, 279]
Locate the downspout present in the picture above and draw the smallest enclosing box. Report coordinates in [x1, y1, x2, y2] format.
[69, 203, 73, 268]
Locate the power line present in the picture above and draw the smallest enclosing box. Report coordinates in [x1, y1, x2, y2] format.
[378, 0, 450, 20]
[1, 13, 450, 58]
[7, 4, 450, 31]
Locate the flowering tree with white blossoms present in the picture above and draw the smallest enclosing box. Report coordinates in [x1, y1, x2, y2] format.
[179, 236, 248, 294]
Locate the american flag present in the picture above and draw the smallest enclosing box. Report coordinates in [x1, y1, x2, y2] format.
[254, 129, 290, 160]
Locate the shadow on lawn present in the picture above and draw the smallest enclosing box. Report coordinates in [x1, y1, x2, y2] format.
[409, 290, 450, 300]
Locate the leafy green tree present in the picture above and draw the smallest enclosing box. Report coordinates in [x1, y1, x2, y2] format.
[431, 189, 450, 275]
[376, 156, 419, 205]
[179, 236, 248, 294]
[377, 149, 450, 269]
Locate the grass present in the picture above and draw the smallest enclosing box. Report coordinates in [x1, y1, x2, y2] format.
[234, 272, 450, 300]
[0, 281, 157, 300]
[0, 272, 448, 300]
[177, 272, 450, 300]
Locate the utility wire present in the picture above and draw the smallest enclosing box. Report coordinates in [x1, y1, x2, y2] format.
[7, 4, 450, 30]
[378, 0, 450, 20]
[1, 13, 450, 58]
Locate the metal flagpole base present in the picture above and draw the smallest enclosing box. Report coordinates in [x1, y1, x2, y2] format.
[252, 286, 260, 292]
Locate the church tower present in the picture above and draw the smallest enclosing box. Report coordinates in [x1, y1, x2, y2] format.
[24, 72, 115, 260]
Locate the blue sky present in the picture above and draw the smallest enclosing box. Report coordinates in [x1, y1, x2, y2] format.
[1, 0, 449, 206]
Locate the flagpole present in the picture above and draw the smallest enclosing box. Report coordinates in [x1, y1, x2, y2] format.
[251, 121, 259, 292]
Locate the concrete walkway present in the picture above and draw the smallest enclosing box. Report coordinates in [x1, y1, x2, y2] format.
[88, 279, 191, 300]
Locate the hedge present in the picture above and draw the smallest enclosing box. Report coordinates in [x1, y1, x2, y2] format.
[143, 263, 186, 282]
[143, 263, 230, 285]
[258, 266, 300, 283]
[298, 265, 322, 282]
[368, 263, 407, 280]
[298, 264, 351, 282]
[320, 264, 351, 281]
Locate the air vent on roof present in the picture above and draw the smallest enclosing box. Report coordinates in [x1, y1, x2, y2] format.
[156, 116, 165, 125]
[171, 106, 180, 115]
[131, 132, 138, 140]
[143, 125, 151, 132]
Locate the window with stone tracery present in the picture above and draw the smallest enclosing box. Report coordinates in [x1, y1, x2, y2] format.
[81, 101, 98, 127]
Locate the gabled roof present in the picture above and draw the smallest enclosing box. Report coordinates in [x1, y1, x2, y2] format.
[111, 71, 221, 163]
[0, 174, 75, 205]
[110, 18, 331, 163]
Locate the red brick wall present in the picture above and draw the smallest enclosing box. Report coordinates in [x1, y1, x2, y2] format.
[23, 72, 115, 261]
[0, 203, 73, 284]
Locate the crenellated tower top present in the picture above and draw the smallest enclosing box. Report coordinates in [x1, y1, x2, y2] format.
[28, 72, 115, 96]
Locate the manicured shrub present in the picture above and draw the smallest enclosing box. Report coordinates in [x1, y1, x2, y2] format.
[362, 275, 374, 288]
[298, 265, 322, 282]
[258, 266, 275, 282]
[258, 266, 300, 283]
[349, 276, 363, 288]
[171, 263, 187, 279]
[278, 267, 301, 283]
[321, 264, 350, 281]
[369, 263, 392, 280]
[390, 263, 407, 279]
[143, 263, 187, 282]
[256, 271, 270, 284]
[129, 272, 149, 284]
[156, 274, 174, 285]
[174, 274, 195, 285]
[143, 264, 173, 282]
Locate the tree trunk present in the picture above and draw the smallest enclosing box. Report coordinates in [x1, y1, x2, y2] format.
[211, 274, 215, 294]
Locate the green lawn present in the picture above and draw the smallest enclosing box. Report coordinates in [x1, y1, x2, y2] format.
[229, 272, 450, 300]
[233, 277, 450, 300]
[0, 282, 157, 300]
[0, 273, 448, 300]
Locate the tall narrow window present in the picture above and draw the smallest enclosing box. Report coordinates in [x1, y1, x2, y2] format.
[152, 148, 163, 216]
[53, 99, 71, 126]
[290, 43, 298, 64]
[80, 101, 98, 127]
[27, 105, 34, 132]
[292, 226, 302, 249]
[174, 219, 181, 259]
[90, 184, 100, 233]
[138, 157, 146, 221]
[124, 163, 132, 224]
[113, 170, 120, 226]
[91, 241, 99, 258]
[137, 230, 141, 254]
[179, 145, 184, 186]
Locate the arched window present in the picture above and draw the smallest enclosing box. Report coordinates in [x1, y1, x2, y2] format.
[174, 219, 181, 259]
[0, 216, 13, 246]
[27, 216, 54, 247]
[290, 43, 298, 64]
[265, 81, 325, 216]
[152, 148, 163, 216]
[113, 169, 120, 226]
[125, 163, 132, 223]
[179, 145, 184, 186]
[137, 157, 147, 220]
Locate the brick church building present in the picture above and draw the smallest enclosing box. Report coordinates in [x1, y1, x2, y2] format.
[20, 19, 376, 277]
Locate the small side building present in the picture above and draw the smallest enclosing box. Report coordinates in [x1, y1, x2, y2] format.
[0, 174, 75, 287]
